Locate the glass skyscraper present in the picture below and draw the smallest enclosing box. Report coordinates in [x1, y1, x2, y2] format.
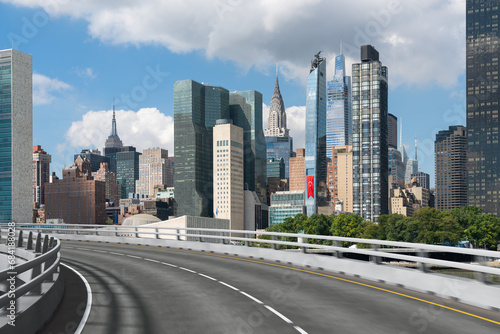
[305, 52, 327, 216]
[466, 0, 500, 216]
[174, 80, 229, 217]
[0, 49, 32, 223]
[326, 53, 352, 160]
[352, 45, 389, 222]
[229, 90, 267, 204]
[116, 146, 141, 198]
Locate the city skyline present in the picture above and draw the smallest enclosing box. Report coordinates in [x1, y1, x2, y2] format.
[0, 1, 467, 188]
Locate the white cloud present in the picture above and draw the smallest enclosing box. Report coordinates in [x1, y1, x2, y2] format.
[4, 0, 465, 88]
[72, 67, 97, 80]
[33, 73, 72, 105]
[64, 107, 174, 155]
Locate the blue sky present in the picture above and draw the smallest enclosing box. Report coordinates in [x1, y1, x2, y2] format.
[0, 0, 466, 187]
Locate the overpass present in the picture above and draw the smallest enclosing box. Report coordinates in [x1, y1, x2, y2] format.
[1, 224, 500, 333]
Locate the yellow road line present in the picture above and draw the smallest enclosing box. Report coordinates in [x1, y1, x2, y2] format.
[63, 240, 500, 326]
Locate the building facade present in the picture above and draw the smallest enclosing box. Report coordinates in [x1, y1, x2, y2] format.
[116, 146, 141, 198]
[289, 148, 305, 192]
[265, 136, 293, 179]
[305, 52, 327, 216]
[327, 145, 353, 213]
[93, 162, 120, 206]
[33, 145, 51, 205]
[213, 119, 244, 230]
[466, 0, 500, 215]
[435, 126, 467, 210]
[326, 52, 352, 159]
[75, 149, 110, 173]
[387, 113, 397, 149]
[411, 172, 430, 190]
[388, 147, 405, 184]
[352, 45, 389, 221]
[174, 80, 230, 217]
[136, 147, 170, 198]
[0, 49, 32, 223]
[269, 191, 305, 227]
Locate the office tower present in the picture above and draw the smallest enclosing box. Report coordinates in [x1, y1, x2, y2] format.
[116, 146, 141, 198]
[75, 149, 110, 173]
[289, 148, 305, 192]
[166, 156, 174, 187]
[327, 145, 353, 213]
[93, 162, 120, 205]
[326, 51, 352, 159]
[404, 137, 419, 184]
[305, 52, 327, 216]
[136, 148, 170, 198]
[213, 119, 244, 230]
[33, 145, 51, 205]
[174, 80, 229, 217]
[103, 105, 123, 173]
[45, 165, 106, 224]
[435, 126, 467, 210]
[269, 191, 305, 227]
[267, 157, 285, 179]
[352, 45, 389, 221]
[388, 147, 405, 183]
[466, 0, 500, 215]
[0, 49, 32, 223]
[411, 171, 430, 190]
[229, 90, 267, 204]
[387, 113, 397, 149]
[265, 69, 293, 178]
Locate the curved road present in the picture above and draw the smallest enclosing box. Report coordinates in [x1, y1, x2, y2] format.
[46, 241, 500, 334]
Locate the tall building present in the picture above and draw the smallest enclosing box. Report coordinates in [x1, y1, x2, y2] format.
[404, 137, 419, 184]
[229, 90, 267, 204]
[174, 80, 229, 217]
[352, 45, 389, 221]
[45, 165, 106, 224]
[213, 119, 244, 230]
[435, 126, 467, 210]
[466, 0, 500, 215]
[327, 145, 353, 213]
[75, 149, 110, 173]
[326, 51, 352, 159]
[103, 105, 123, 173]
[93, 162, 120, 205]
[116, 146, 141, 198]
[289, 148, 305, 192]
[33, 145, 51, 205]
[305, 52, 327, 216]
[265, 136, 293, 179]
[388, 147, 405, 183]
[0, 49, 32, 223]
[412, 171, 430, 190]
[269, 191, 305, 227]
[387, 113, 397, 149]
[136, 148, 170, 198]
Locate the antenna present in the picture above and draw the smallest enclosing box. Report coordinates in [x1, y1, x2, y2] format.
[340, 39, 343, 55]
[415, 133, 417, 160]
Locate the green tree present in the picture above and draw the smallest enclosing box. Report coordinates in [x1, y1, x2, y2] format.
[330, 214, 365, 238]
[464, 214, 500, 249]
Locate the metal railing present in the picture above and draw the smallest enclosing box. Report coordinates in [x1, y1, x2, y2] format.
[13, 224, 500, 281]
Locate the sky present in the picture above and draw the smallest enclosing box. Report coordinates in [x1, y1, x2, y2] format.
[0, 0, 467, 187]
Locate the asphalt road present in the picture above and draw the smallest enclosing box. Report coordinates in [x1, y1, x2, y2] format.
[43, 241, 500, 334]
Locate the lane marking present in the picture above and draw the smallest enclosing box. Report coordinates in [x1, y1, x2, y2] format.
[126, 255, 141, 259]
[109, 252, 124, 256]
[61, 263, 92, 334]
[92, 250, 107, 253]
[144, 258, 160, 263]
[198, 273, 217, 281]
[219, 281, 239, 291]
[240, 291, 264, 304]
[65, 246, 74, 249]
[179, 267, 197, 273]
[62, 241, 500, 327]
[76, 248, 91, 251]
[264, 305, 293, 324]
[294, 326, 308, 334]
[161, 262, 178, 267]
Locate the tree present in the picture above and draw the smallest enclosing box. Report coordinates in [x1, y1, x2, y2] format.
[464, 214, 500, 249]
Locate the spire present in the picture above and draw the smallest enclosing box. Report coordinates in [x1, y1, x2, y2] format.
[111, 99, 118, 137]
[104, 99, 123, 149]
[340, 39, 343, 55]
[265, 65, 289, 137]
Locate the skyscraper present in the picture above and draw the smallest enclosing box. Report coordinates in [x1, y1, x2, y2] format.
[289, 148, 305, 192]
[213, 119, 244, 230]
[103, 105, 123, 173]
[466, 0, 500, 215]
[136, 148, 170, 198]
[387, 113, 397, 149]
[93, 162, 120, 205]
[327, 145, 353, 212]
[74, 149, 110, 173]
[116, 146, 141, 198]
[305, 52, 327, 216]
[352, 45, 389, 221]
[33, 145, 51, 205]
[174, 80, 229, 217]
[435, 126, 467, 210]
[0, 49, 32, 224]
[326, 51, 352, 159]
[230, 90, 267, 204]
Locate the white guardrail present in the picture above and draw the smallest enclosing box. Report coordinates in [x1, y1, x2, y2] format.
[0, 228, 63, 334]
[6, 223, 500, 312]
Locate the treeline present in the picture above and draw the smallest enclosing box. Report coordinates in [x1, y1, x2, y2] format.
[264, 206, 500, 250]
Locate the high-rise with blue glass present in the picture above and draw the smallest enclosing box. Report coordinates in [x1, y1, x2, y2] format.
[0, 49, 32, 224]
[352, 45, 389, 222]
[326, 52, 352, 160]
[305, 52, 327, 216]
